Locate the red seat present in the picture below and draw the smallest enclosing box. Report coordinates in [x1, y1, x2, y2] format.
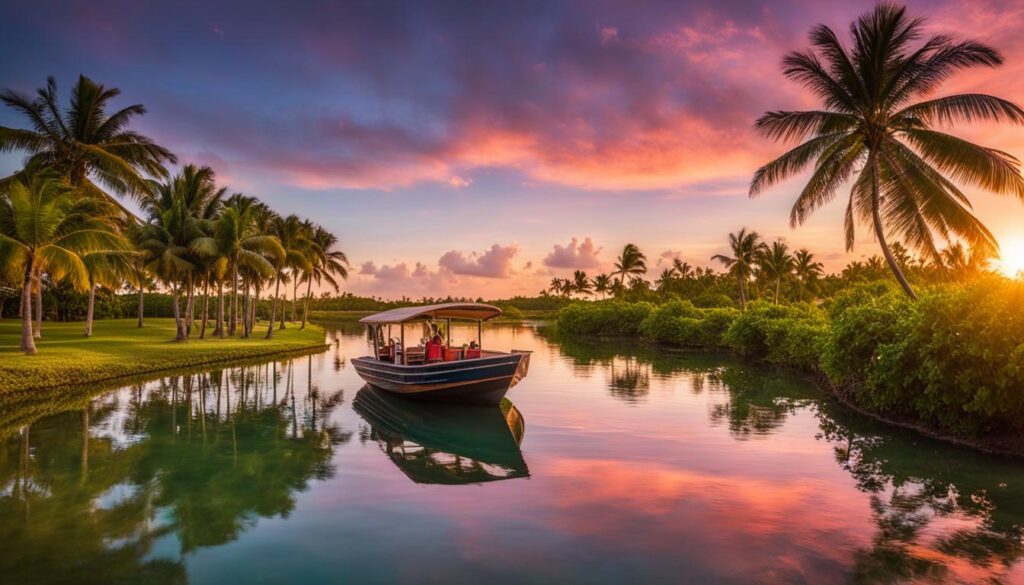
[442, 347, 460, 362]
[465, 348, 481, 359]
[426, 342, 442, 362]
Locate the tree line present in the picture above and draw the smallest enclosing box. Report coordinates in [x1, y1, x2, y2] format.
[0, 76, 349, 354]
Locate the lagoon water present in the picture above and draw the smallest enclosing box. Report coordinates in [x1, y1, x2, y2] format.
[2, 321, 1024, 584]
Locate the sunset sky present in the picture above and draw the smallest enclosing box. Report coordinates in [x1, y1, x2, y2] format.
[3, 0, 1024, 298]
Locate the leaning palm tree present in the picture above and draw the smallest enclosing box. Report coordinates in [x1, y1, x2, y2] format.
[750, 4, 1024, 299]
[0, 75, 175, 201]
[300, 225, 349, 330]
[712, 228, 762, 310]
[756, 240, 796, 304]
[0, 173, 122, 353]
[793, 248, 824, 300]
[572, 270, 592, 298]
[592, 274, 612, 299]
[613, 243, 647, 285]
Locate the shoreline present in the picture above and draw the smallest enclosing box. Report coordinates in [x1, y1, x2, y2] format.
[560, 331, 1024, 458]
[0, 318, 331, 396]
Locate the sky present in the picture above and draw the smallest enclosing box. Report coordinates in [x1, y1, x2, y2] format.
[3, 0, 1024, 298]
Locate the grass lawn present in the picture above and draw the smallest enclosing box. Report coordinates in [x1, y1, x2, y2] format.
[0, 318, 328, 394]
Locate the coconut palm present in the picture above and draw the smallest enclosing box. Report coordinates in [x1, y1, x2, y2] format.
[592, 274, 612, 299]
[750, 4, 1024, 299]
[0, 75, 175, 201]
[671, 259, 694, 279]
[655, 268, 677, 292]
[82, 249, 133, 336]
[712, 228, 763, 310]
[300, 226, 349, 330]
[0, 173, 122, 353]
[941, 241, 993, 276]
[572, 270, 592, 297]
[613, 243, 647, 285]
[756, 240, 796, 304]
[213, 196, 279, 337]
[266, 215, 311, 339]
[794, 249, 824, 300]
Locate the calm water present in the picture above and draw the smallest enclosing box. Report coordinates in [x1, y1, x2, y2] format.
[3, 321, 1024, 584]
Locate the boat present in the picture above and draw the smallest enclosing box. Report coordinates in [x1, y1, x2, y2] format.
[351, 302, 531, 406]
[353, 385, 529, 484]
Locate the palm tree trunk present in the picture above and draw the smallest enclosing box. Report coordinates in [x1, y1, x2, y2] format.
[185, 273, 194, 336]
[242, 282, 251, 339]
[20, 262, 36, 355]
[774, 278, 781, 304]
[33, 271, 42, 339]
[265, 276, 281, 340]
[301, 278, 312, 330]
[252, 284, 261, 331]
[229, 260, 239, 336]
[84, 283, 96, 337]
[137, 284, 144, 328]
[214, 280, 225, 338]
[738, 272, 747, 310]
[278, 281, 287, 330]
[172, 284, 187, 341]
[199, 276, 211, 339]
[870, 156, 917, 300]
[291, 280, 298, 322]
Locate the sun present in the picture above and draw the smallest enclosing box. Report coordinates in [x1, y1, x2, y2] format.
[996, 237, 1024, 279]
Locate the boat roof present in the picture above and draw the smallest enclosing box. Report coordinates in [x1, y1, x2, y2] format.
[359, 302, 503, 324]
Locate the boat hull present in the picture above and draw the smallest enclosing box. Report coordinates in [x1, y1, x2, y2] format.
[351, 352, 527, 406]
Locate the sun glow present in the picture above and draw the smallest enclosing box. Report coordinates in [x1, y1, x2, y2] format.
[996, 237, 1024, 278]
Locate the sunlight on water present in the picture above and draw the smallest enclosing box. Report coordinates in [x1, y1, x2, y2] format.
[1, 321, 1023, 584]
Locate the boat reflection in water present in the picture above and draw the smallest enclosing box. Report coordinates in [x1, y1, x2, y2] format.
[353, 385, 529, 485]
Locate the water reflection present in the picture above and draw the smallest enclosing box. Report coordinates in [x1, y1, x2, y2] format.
[0, 356, 349, 584]
[354, 386, 529, 485]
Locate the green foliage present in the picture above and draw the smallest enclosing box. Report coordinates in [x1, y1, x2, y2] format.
[692, 292, 736, 308]
[557, 301, 653, 337]
[723, 301, 827, 369]
[494, 304, 524, 321]
[639, 301, 738, 347]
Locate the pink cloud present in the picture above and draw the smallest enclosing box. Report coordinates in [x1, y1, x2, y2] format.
[542, 237, 603, 269]
[438, 244, 519, 278]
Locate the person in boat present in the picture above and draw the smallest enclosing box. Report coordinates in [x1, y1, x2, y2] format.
[425, 334, 444, 363]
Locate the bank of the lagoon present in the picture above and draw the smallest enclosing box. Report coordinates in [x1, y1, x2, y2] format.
[3, 320, 1024, 583]
[0, 318, 328, 394]
[556, 279, 1024, 456]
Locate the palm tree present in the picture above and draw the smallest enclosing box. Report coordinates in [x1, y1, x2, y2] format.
[750, 4, 1024, 299]
[756, 240, 796, 304]
[0, 75, 175, 200]
[572, 270, 592, 298]
[671, 259, 693, 279]
[655, 268, 677, 292]
[300, 225, 348, 330]
[794, 248, 824, 300]
[548, 277, 566, 297]
[82, 249, 133, 336]
[592, 274, 611, 299]
[712, 228, 762, 309]
[942, 242, 993, 276]
[0, 173, 121, 353]
[613, 243, 647, 285]
[214, 196, 279, 337]
[266, 215, 311, 339]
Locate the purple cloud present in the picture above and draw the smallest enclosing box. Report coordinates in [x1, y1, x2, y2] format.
[543, 237, 603, 269]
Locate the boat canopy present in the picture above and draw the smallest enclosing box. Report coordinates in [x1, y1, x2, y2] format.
[359, 302, 503, 325]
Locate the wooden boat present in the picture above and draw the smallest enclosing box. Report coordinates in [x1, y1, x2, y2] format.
[351, 302, 531, 406]
[353, 385, 529, 484]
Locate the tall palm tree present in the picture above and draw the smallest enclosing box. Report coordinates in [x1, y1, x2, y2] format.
[794, 248, 824, 300]
[0, 75, 175, 201]
[266, 215, 311, 339]
[572, 270, 592, 298]
[0, 173, 121, 353]
[592, 274, 611, 299]
[613, 243, 647, 285]
[756, 240, 796, 304]
[300, 225, 348, 330]
[750, 4, 1024, 299]
[215, 195, 279, 337]
[712, 228, 762, 310]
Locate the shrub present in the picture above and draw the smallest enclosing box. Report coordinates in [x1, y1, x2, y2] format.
[723, 301, 826, 363]
[639, 301, 738, 347]
[692, 291, 736, 309]
[556, 301, 653, 336]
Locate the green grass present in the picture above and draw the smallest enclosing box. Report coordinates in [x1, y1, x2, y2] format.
[0, 318, 328, 394]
